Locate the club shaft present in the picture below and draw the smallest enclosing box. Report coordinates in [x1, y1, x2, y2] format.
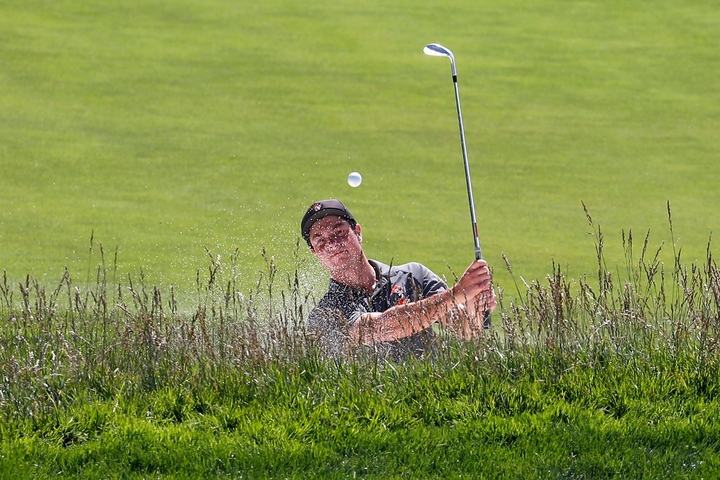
[451, 62, 491, 329]
[451, 74, 482, 262]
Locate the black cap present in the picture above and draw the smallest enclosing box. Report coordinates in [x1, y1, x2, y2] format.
[301, 199, 356, 246]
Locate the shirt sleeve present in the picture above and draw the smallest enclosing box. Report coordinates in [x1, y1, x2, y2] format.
[408, 262, 447, 298]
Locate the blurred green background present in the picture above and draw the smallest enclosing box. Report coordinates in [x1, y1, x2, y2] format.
[1, 0, 718, 298]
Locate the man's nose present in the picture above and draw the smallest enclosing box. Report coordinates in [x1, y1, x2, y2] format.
[326, 234, 343, 249]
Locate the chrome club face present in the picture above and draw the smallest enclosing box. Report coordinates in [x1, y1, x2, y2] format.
[422, 43, 457, 76]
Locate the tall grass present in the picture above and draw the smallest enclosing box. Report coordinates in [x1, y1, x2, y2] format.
[0, 209, 719, 477]
[496, 202, 720, 385]
[1, 207, 719, 412]
[0, 240, 318, 425]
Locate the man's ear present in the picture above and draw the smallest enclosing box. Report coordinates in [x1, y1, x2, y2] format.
[355, 223, 363, 240]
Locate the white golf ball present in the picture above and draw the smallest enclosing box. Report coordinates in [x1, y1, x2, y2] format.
[348, 172, 362, 187]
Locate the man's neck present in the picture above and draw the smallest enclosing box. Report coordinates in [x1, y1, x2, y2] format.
[332, 257, 377, 294]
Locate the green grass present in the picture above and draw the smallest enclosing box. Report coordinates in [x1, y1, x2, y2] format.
[3, 360, 719, 478]
[1, 225, 719, 477]
[1, 1, 720, 476]
[1, 0, 719, 295]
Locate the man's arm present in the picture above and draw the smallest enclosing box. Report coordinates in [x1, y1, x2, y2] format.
[350, 260, 496, 345]
[350, 287, 455, 345]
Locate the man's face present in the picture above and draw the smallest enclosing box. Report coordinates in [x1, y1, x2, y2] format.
[308, 215, 363, 274]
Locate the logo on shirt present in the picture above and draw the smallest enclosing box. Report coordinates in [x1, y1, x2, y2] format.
[390, 285, 406, 305]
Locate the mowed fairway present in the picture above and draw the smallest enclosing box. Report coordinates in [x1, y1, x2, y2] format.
[1, 0, 718, 296]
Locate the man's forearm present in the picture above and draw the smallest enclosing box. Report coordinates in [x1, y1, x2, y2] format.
[351, 288, 457, 345]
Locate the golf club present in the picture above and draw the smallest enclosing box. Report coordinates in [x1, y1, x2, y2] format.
[424, 42, 491, 328]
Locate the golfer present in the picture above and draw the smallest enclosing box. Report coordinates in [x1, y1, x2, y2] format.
[302, 199, 497, 361]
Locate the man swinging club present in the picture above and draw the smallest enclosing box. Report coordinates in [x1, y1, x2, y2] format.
[302, 199, 497, 361]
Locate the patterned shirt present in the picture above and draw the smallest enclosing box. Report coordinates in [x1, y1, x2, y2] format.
[308, 260, 447, 361]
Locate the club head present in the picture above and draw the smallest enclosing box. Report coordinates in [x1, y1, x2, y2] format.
[423, 43, 454, 59]
[423, 43, 456, 75]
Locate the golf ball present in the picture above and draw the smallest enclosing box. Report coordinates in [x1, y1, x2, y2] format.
[348, 172, 362, 187]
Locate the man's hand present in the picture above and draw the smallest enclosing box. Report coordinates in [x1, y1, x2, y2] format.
[452, 260, 496, 305]
[442, 260, 497, 338]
